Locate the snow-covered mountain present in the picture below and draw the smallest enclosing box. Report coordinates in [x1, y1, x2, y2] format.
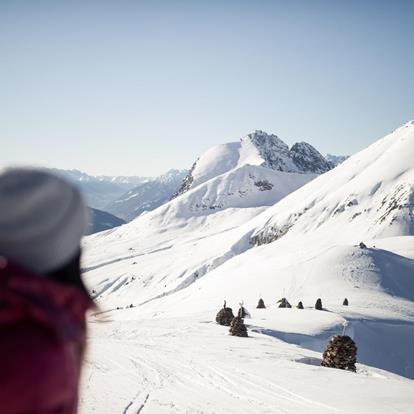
[49, 168, 150, 209]
[81, 121, 414, 413]
[104, 169, 187, 222]
[173, 130, 331, 198]
[86, 208, 126, 235]
[326, 153, 349, 166]
[250, 121, 414, 245]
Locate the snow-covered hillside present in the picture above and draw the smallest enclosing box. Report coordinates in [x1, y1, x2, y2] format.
[83, 130, 328, 303]
[105, 169, 187, 221]
[249, 120, 414, 245]
[81, 121, 414, 413]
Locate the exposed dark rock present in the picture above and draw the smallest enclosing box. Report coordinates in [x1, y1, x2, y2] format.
[229, 316, 248, 337]
[216, 301, 234, 326]
[254, 180, 274, 191]
[277, 298, 292, 308]
[359, 242, 367, 249]
[171, 160, 198, 199]
[250, 225, 291, 247]
[290, 142, 332, 174]
[321, 335, 357, 372]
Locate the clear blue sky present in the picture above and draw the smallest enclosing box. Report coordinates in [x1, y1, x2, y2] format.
[2, 0, 413, 176]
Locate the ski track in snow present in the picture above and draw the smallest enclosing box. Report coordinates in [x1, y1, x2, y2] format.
[80, 314, 414, 414]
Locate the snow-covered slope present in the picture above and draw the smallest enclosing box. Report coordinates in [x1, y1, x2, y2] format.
[83, 130, 327, 302]
[105, 169, 186, 221]
[250, 120, 414, 246]
[81, 121, 414, 413]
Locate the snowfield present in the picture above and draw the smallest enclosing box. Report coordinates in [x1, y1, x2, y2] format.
[80, 312, 414, 414]
[81, 123, 414, 413]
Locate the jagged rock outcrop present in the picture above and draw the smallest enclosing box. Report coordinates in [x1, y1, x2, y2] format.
[171, 161, 197, 199]
[290, 142, 332, 174]
[250, 225, 292, 247]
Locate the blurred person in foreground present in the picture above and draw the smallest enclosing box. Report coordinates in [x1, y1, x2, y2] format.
[0, 168, 94, 414]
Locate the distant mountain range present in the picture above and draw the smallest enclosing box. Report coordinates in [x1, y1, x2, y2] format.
[49, 138, 347, 233]
[48, 168, 150, 209]
[48, 168, 186, 232]
[86, 208, 126, 235]
[104, 169, 187, 222]
[325, 153, 349, 166]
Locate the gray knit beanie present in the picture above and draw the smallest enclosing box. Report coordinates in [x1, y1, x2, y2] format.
[0, 168, 89, 274]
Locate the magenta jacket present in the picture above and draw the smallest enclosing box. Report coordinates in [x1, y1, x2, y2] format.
[0, 261, 93, 414]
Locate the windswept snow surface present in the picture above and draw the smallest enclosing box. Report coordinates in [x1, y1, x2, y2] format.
[81, 121, 414, 413]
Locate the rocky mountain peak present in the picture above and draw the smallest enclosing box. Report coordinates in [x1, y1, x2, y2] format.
[173, 130, 334, 198]
[290, 142, 332, 174]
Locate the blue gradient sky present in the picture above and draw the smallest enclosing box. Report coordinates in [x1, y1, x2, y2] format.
[2, 0, 414, 176]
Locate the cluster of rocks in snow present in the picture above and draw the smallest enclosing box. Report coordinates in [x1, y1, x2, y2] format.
[215, 303, 235, 326]
[321, 335, 358, 372]
[215, 303, 249, 337]
[253, 179, 274, 191]
[229, 316, 248, 337]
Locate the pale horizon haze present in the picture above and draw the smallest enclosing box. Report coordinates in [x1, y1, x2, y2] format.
[2, 0, 414, 176]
